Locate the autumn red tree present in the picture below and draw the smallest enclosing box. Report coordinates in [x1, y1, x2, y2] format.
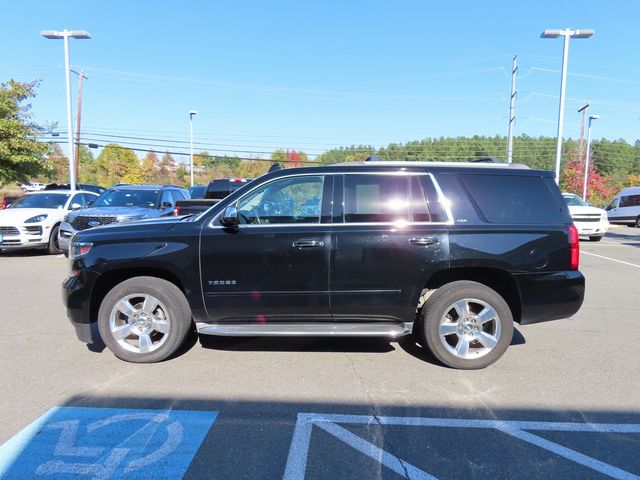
[560, 159, 615, 207]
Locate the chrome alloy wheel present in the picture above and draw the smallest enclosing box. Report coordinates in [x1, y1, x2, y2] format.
[109, 294, 171, 354]
[438, 298, 502, 360]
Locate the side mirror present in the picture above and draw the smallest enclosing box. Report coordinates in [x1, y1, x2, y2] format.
[87, 200, 94, 207]
[221, 205, 239, 227]
[161, 202, 173, 209]
[70, 203, 83, 210]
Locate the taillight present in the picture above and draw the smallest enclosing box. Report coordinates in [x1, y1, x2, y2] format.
[173, 206, 180, 216]
[569, 224, 579, 270]
[1, 199, 6, 209]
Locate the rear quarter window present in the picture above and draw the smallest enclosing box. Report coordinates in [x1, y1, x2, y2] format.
[460, 174, 566, 224]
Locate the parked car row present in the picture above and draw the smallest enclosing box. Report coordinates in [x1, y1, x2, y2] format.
[1, 183, 189, 255]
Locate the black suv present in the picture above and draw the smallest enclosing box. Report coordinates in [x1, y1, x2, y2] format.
[63, 162, 584, 369]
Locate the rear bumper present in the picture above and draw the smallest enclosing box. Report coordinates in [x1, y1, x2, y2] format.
[515, 271, 585, 325]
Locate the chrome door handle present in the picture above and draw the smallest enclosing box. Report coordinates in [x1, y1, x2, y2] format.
[292, 240, 325, 248]
[409, 237, 439, 247]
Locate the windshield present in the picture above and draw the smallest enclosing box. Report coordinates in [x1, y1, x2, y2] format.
[189, 185, 207, 199]
[563, 195, 588, 207]
[92, 189, 160, 208]
[9, 193, 70, 209]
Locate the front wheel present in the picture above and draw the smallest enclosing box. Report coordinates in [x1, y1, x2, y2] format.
[48, 224, 61, 254]
[98, 276, 192, 363]
[418, 281, 514, 369]
[589, 236, 603, 242]
[635, 216, 640, 228]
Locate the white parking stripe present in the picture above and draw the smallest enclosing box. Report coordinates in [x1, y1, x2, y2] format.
[581, 251, 640, 269]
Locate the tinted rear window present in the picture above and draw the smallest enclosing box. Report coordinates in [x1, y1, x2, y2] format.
[461, 174, 564, 224]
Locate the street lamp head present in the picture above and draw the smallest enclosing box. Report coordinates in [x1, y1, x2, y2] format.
[189, 110, 197, 117]
[41, 30, 62, 39]
[573, 30, 594, 39]
[590, 114, 600, 121]
[541, 28, 594, 39]
[41, 29, 91, 40]
[541, 29, 563, 38]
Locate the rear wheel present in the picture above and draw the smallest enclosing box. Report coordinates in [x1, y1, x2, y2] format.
[98, 276, 192, 363]
[419, 281, 513, 369]
[635, 216, 640, 228]
[48, 225, 61, 255]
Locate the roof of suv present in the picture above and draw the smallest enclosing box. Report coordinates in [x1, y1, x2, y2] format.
[336, 160, 530, 169]
[110, 184, 187, 190]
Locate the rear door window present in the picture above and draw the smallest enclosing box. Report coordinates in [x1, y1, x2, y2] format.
[460, 174, 565, 224]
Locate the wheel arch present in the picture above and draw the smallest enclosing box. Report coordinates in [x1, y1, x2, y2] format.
[421, 267, 522, 324]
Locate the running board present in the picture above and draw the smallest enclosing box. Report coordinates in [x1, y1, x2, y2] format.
[195, 322, 413, 338]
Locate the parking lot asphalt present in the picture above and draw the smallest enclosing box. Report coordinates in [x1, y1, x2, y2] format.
[1, 226, 639, 479]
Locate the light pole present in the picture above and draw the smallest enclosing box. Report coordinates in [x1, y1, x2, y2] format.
[189, 110, 197, 187]
[541, 28, 594, 184]
[583, 114, 599, 201]
[41, 29, 91, 190]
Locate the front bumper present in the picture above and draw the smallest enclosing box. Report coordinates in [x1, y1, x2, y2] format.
[573, 220, 609, 237]
[63, 270, 101, 343]
[58, 221, 77, 253]
[516, 270, 585, 325]
[0, 224, 49, 249]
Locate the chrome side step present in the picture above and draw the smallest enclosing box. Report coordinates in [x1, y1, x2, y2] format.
[195, 322, 413, 338]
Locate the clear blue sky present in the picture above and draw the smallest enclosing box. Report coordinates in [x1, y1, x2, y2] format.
[2, 0, 639, 162]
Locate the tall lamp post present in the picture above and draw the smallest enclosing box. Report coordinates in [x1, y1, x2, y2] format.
[41, 29, 91, 190]
[583, 114, 599, 201]
[189, 110, 197, 187]
[541, 28, 594, 184]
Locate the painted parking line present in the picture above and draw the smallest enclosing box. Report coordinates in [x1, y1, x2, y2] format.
[0, 406, 218, 479]
[581, 251, 640, 269]
[284, 413, 640, 480]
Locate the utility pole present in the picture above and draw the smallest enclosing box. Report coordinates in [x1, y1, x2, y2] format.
[506, 55, 518, 164]
[577, 101, 589, 165]
[72, 69, 88, 185]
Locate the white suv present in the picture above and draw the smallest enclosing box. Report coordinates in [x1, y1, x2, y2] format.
[562, 193, 609, 241]
[0, 190, 98, 254]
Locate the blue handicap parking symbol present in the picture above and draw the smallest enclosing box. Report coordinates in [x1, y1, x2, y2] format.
[0, 406, 218, 479]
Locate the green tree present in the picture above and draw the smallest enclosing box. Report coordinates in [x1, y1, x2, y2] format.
[141, 150, 159, 183]
[0, 80, 49, 186]
[158, 151, 176, 184]
[77, 144, 97, 184]
[95, 143, 142, 186]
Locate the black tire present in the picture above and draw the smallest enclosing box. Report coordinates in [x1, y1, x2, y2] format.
[589, 236, 603, 242]
[418, 281, 514, 369]
[636, 216, 640, 228]
[48, 224, 61, 255]
[98, 276, 192, 363]
[63, 249, 69, 258]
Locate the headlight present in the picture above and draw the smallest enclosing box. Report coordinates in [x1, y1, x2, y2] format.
[69, 241, 93, 260]
[25, 214, 48, 223]
[116, 215, 145, 223]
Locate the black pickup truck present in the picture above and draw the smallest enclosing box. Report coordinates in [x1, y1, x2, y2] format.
[174, 178, 252, 215]
[63, 161, 584, 369]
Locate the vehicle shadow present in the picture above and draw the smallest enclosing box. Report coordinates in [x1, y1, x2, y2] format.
[198, 335, 396, 354]
[397, 327, 526, 367]
[0, 249, 51, 257]
[603, 230, 640, 248]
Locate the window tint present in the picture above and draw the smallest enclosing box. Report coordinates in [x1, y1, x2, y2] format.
[237, 176, 324, 224]
[344, 175, 409, 223]
[620, 194, 640, 208]
[70, 193, 87, 208]
[461, 174, 563, 224]
[419, 175, 447, 222]
[161, 190, 174, 208]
